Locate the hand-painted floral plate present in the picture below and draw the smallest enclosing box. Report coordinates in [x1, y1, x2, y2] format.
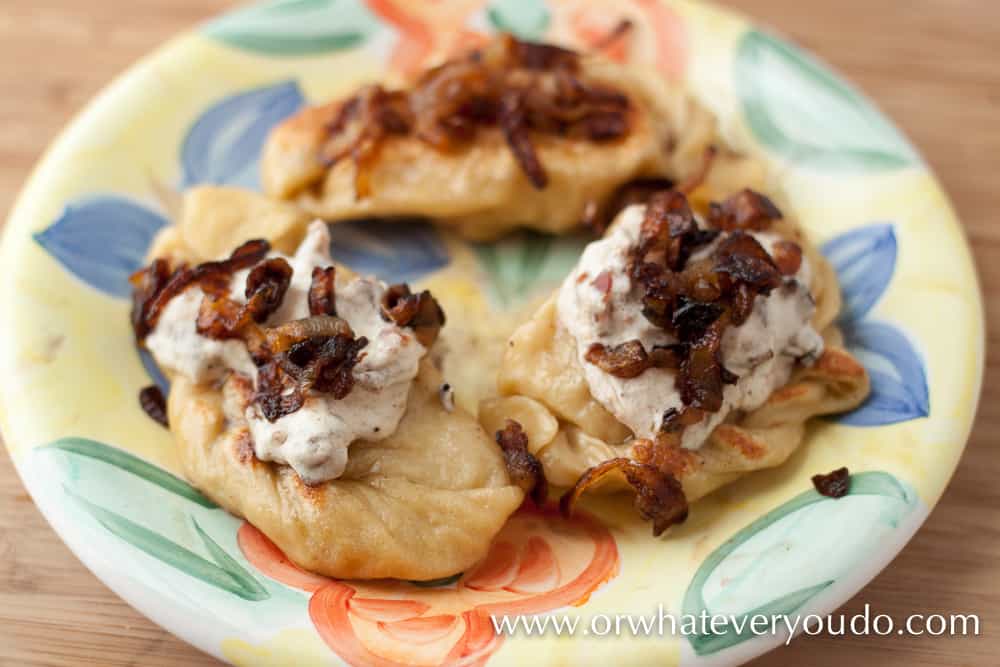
[0, 1, 983, 665]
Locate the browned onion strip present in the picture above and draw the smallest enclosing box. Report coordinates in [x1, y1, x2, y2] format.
[195, 293, 248, 341]
[713, 231, 782, 295]
[499, 90, 547, 189]
[381, 284, 420, 325]
[245, 258, 294, 323]
[812, 467, 850, 498]
[308, 266, 337, 316]
[495, 419, 548, 506]
[302, 335, 369, 399]
[129, 258, 173, 340]
[381, 284, 446, 346]
[508, 36, 579, 70]
[635, 190, 717, 273]
[560, 457, 688, 536]
[263, 315, 355, 354]
[584, 340, 651, 378]
[130, 239, 272, 342]
[582, 178, 675, 235]
[131, 241, 454, 428]
[138, 385, 168, 427]
[771, 240, 803, 276]
[613, 189, 799, 451]
[708, 188, 782, 231]
[254, 361, 305, 422]
[133, 265, 198, 341]
[408, 291, 447, 347]
[318, 34, 633, 198]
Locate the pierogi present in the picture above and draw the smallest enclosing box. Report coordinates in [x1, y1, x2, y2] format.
[133, 186, 524, 580]
[261, 34, 761, 241]
[484, 190, 870, 534]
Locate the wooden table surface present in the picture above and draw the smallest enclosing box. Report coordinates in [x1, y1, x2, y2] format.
[1, 1, 996, 665]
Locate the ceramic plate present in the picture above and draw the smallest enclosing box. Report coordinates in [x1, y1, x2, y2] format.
[0, 1, 983, 665]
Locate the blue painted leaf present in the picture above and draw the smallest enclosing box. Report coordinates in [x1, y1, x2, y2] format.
[34, 196, 167, 299]
[327, 219, 448, 284]
[683, 472, 917, 655]
[736, 30, 918, 171]
[181, 80, 304, 191]
[821, 223, 897, 322]
[487, 0, 550, 39]
[203, 0, 380, 56]
[837, 320, 929, 426]
[139, 347, 170, 394]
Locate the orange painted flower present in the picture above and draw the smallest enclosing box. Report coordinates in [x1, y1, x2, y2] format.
[547, 0, 689, 79]
[365, 0, 489, 78]
[239, 502, 619, 666]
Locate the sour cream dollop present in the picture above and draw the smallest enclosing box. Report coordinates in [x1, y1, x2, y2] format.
[556, 205, 823, 448]
[145, 221, 426, 483]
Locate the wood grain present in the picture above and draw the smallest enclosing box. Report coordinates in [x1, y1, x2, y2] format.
[0, 1, 996, 665]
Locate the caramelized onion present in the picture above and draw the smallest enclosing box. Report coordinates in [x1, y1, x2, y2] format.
[707, 188, 782, 231]
[130, 239, 272, 342]
[677, 317, 728, 412]
[616, 190, 795, 431]
[560, 457, 688, 536]
[132, 242, 447, 425]
[583, 178, 675, 235]
[138, 385, 168, 427]
[263, 315, 355, 354]
[771, 240, 803, 276]
[812, 467, 850, 498]
[308, 266, 337, 316]
[319, 34, 633, 197]
[713, 231, 782, 294]
[381, 284, 446, 346]
[254, 361, 305, 422]
[305, 335, 369, 399]
[500, 90, 547, 188]
[245, 258, 293, 323]
[129, 258, 173, 340]
[495, 419, 548, 505]
[584, 340, 651, 378]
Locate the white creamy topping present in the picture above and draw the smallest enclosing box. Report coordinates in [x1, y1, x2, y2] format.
[146, 221, 426, 483]
[556, 205, 823, 448]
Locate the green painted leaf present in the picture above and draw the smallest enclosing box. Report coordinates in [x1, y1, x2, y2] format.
[689, 581, 833, 654]
[67, 488, 269, 601]
[487, 0, 550, 39]
[192, 518, 269, 600]
[683, 471, 917, 655]
[736, 30, 918, 171]
[203, 0, 380, 56]
[473, 231, 589, 309]
[41, 438, 217, 508]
